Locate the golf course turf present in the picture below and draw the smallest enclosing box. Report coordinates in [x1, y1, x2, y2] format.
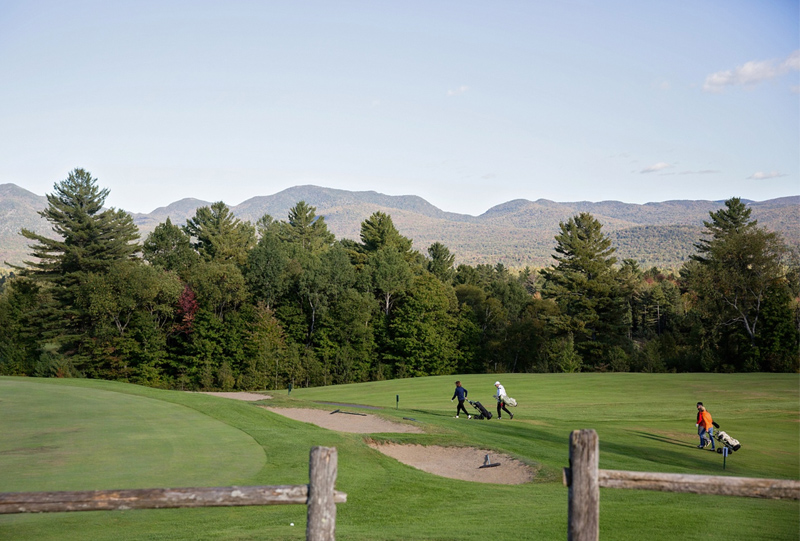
[1, 373, 797, 540]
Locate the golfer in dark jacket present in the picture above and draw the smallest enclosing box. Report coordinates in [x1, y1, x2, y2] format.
[452, 381, 471, 418]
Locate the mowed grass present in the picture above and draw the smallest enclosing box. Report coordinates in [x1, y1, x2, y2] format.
[0, 374, 797, 540]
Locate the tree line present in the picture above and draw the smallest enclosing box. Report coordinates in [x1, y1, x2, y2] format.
[1, 169, 797, 390]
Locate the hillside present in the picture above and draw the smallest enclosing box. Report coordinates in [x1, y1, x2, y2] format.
[1, 183, 797, 270]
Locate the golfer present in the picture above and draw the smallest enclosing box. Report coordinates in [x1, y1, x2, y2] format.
[494, 381, 514, 419]
[452, 381, 471, 418]
[696, 402, 715, 450]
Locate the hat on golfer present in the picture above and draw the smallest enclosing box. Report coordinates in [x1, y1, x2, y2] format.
[494, 381, 500, 385]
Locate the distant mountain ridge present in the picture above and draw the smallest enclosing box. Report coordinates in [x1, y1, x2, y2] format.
[2, 183, 798, 270]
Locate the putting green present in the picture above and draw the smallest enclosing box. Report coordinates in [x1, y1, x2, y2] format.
[0, 378, 265, 492]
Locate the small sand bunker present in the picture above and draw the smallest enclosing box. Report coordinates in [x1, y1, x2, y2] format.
[197, 392, 272, 401]
[265, 407, 424, 434]
[369, 443, 533, 485]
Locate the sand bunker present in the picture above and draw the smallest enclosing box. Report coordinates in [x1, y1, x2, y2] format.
[265, 407, 424, 434]
[196, 392, 273, 401]
[265, 408, 532, 484]
[369, 443, 533, 485]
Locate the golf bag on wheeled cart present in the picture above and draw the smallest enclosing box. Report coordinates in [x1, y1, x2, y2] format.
[468, 400, 493, 420]
[712, 421, 742, 454]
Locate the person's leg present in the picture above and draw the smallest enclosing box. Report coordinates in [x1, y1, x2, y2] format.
[502, 403, 513, 419]
[697, 427, 705, 447]
[496, 402, 502, 418]
[708, 427, 715, 449]
[699, 427, 710, 447]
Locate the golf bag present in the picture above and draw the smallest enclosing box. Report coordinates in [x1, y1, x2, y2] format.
[714, 429, 741, 453]
[500, 393, 517, 407]
[468, 400, 493, 420]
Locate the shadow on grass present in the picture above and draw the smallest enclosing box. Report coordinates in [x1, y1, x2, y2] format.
[630, 430, 695, 448]
[599, 434, 723, 472]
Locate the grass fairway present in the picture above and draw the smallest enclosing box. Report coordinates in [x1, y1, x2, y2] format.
[0, 374, 798, 540]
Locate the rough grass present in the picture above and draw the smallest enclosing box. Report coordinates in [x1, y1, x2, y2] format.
[0, 373, 798, 540]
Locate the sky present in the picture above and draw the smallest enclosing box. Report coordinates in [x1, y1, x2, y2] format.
[0, 0, 798, 216]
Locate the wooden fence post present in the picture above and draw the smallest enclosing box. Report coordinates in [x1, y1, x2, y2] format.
[568, 429, 599, 541]
[307, 446, 337, 541]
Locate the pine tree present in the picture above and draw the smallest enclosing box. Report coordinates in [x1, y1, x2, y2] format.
[685, 197, 791, 369]
[17, 168, 140, 371]
[143, 217, 199, 274]
[278, 201, 334, 253]
[541, 212, 629, 365]
[183, 202, 255, 266]
[427, 242, 456, 284]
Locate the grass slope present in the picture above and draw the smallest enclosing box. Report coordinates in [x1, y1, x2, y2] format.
[0, 374, 797, 540]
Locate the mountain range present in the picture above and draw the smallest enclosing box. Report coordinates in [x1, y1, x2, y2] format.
[2, 183, 798, 270]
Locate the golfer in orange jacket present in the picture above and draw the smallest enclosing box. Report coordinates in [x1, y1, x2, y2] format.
[696, 402, 715, 450]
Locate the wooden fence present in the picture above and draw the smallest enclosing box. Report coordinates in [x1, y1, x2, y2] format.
[0, 446, 346, 541]
[563, 429, 800, 541]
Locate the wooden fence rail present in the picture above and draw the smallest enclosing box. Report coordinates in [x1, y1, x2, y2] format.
[0, 446, 346, 541]
[563, 429, 800, 541]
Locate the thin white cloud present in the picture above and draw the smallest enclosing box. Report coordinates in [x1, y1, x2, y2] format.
[703, 50, 800, 93]
[447, 85, 469, 96]
[679, 170, 720, 175]
[652, 79, 670, 91]
[748, 171, 787, 180]
[640, 162, 673, 174]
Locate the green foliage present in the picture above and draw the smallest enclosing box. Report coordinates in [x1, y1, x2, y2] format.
[426, 241, 456, 284]
[5, 176, 798, 390]
[541, 213, 630, 365]
[14, 169, 141, 373]
[387, 272, 459, 377]
[279, 200, 335, 253]
[184, 201, 256, 266]
[547, 332, 583, 373]
[684, 197, 794, 371]
[142, 217, 199, 275]
[359, 211, 413, 255]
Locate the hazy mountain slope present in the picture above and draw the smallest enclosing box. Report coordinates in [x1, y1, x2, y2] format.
[0, 184, 51, 266]
[1, 183, 797, 270]
[131, 198, 213, 231]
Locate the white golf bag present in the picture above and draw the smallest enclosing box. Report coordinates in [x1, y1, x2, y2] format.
[714, 430, 741, 452]
[500, 393, 517, 407]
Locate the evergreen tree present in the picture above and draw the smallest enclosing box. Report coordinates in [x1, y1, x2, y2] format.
[685, 197, 792, 369]
[540, 212, 629, 365]
[143, 217, 199, 275]
[16, 169, 140, 370]
[184, 201, 255, 266]
[279, 201, 334, 253]
[427, 242, 456, 284]
[360, 211, 413, 255]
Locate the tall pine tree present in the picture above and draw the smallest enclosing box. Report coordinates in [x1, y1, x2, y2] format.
[17, 168, 140, 373]
[541, 212, 629, 365]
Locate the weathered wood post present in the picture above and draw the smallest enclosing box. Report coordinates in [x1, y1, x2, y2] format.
[307, 446, 337, 541]
[568, 429, 599, 541]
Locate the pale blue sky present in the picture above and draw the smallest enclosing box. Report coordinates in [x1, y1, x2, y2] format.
[1, 1, 797, 215]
